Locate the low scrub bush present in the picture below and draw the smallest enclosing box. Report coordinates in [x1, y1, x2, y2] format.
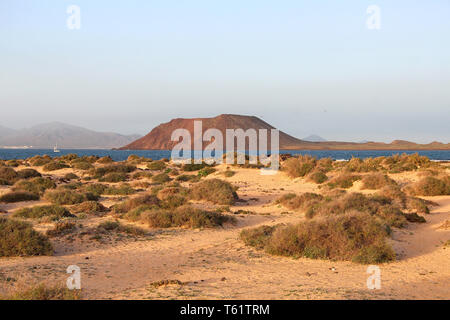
[43, 162, 69, 172]
[151, 173, 172, 184]
[99, 172, 128, 183]
[28, 155, 52, 166]
[190, 179, 238, 205]
[141, 205, 234, 229]
[112, 194, 160, 214]
[361, 173, 397, 190]
[0, 167, 18, 184]
[0, 218, 53, 257]
[13, 205, 73, 221]
[405, 176, 450, 196]
[198, 167, 216, 177]
[17, 169, 41, 179]
[71, 201, 108, 214]
[46, 221, 77, 237]
[307, 170, 328, 184]
[12, 177, 56, 196]
[44, 189, 98, 205]
[96, 220, 147, 236]
[104, 183, 136, 195]
[0, 284, 81, 300]
[147, 160, 166, 170]
[276, 193, 323, 212]
[283, 155, 317, 178]
[327, 173, 361, 189]
[0, 191, 39, 203]
[240, 213, 395, 264]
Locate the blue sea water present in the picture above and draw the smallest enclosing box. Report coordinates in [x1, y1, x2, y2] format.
[0, 149, 449, 161]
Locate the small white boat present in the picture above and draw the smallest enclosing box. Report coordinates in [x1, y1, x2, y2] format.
[54, 143, 60, 153]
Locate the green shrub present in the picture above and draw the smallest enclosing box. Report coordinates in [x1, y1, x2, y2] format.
[13, 205, 73, 221]
[72, 161, 93, 170]
[223, 170, 236, 178]
[104, 183, 136, 195]
[190, 179, 238, 205]
[94, 163, 136, 178]
[43, 162, 69, 172]
[0, 218, 53, 257]
[28, 155, 52, 166]
[44, 190, 98, 205]
[0, 167, 18, 184]
[64, 173, 79, 180]
[176, 174, 199, 182]
[147, 160, 166, 170]
[151, 173, 172, 184]
[307, 171, 328, 184]
[12, 177, 56, 196]
[141, 205, 234, 229]
[198, 167, 216, 177]
[0, 191, 39, 203]
[99, 172, 128, 183]
[17, 169, 41, 179]
[83, 183, 107, 196]
[241, 213, 395, 264]
[96, 221, 147, 236]
[96, 156, 113, 164]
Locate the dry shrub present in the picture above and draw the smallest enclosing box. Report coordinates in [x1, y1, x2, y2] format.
[198, 167, 216, 177]
[405, 176, 450, 196]
[376, 185, 433, 214]
[327, 173, 361, 189]
[190, 179, 238, 205]
[283, 155, 317, 178]
[276, 193, 323, 211]
[0, 191, 39, 203]
[13, 205, 73, 221]
[96, 156, 113, 164]
[344, 157, 383, 173]
[71, 201, 108, 214]
[141, 205, 234, 229]
[0, 218, 53, 257]
[83, 183, 107, 196]
[241, 213, 395, 264]
[64, 173, 79, 180]
[361, 173, 397, 190]
[112, 194, 160, 214]
[0, 283, 81, 300]
[99, 172, 128, 183]
[46, 221, 77, 237]
[223, 170, 236, 178]
[44, 189, 98, 205]
[382, 153, 433, 173]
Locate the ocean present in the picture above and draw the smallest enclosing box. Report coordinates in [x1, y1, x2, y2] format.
[0, 149, 449, 161]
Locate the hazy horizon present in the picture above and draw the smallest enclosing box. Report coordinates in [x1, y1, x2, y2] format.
[1, 1, 449, 143]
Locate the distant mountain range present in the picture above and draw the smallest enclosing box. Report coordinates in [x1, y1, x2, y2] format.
[302, 134, 327, 142]
[120, 114, 450, 150]
[0, 122, 141, 149]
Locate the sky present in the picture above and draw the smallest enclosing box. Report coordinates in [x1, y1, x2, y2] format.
[0, 0, 449, 143]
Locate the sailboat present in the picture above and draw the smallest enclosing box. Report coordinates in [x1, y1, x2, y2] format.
[54, 143, 60, 153]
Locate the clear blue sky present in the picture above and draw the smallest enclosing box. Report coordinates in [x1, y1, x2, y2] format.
[1, 0, 449, 143]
